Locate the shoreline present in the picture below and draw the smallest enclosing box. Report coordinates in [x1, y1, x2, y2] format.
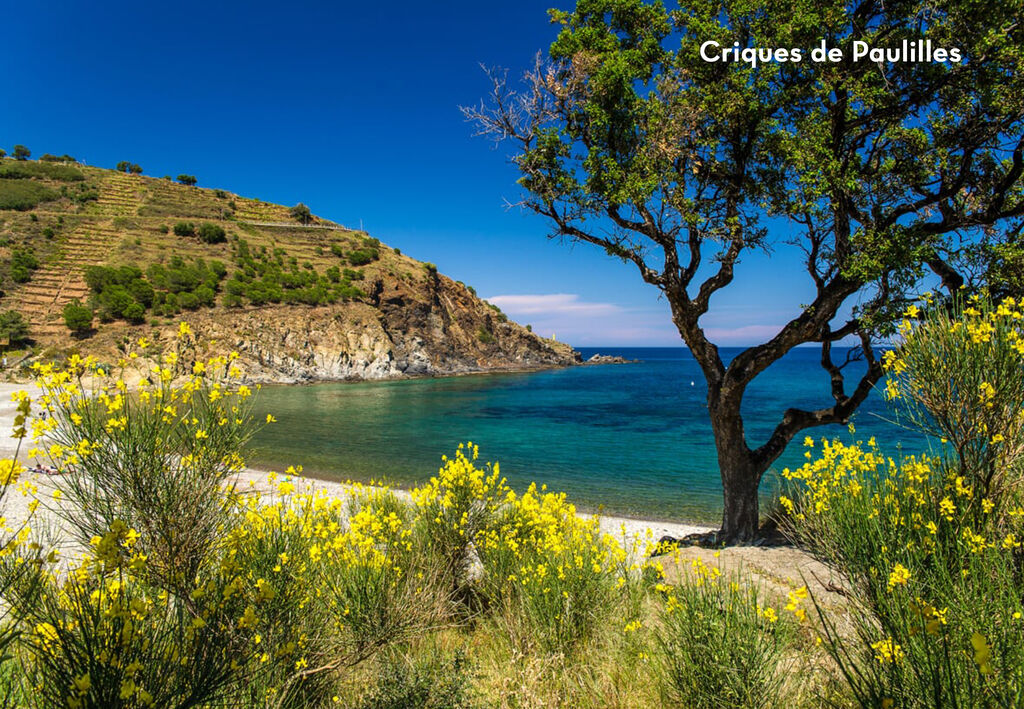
[0, 382, 716, 545]
[247, 457, 722, 529]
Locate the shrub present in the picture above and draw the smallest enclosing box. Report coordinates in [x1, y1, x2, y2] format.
[476, 327, 495, 344]
[62, 299, 93, 333]
[122, 301, 146, 323]
[197, 222, 226, 244]
[173, 221, 195, 237]
[781, 295, 1024, 708]
[177, 174, 197, 186]
[352, 651, 479, 709]
[289, 203, 312, 225]
[12, 145, 29, 160]
[348, 248, 378, 266]
[0, 160, 84, 181]
[656, 565, 794, 709]
[0, 310, 29, 344]
[10, 248, 39, 283]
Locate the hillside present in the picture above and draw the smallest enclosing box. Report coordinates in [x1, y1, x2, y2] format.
[0, 157, 578, 381]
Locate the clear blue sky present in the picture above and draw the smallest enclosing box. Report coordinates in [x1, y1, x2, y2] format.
[2, 0, 835, 346]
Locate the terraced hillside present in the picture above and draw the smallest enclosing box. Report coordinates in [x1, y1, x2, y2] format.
[0, 158, 578, 381]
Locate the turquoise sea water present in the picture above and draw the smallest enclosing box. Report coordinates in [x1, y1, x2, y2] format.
[248, 347, 925, 525]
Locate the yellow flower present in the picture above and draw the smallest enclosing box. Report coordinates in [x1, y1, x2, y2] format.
[72, 673, 91, 694]
[266, 414, 277, 423]
[178, 322, 192, 338]
[971, 632, 993, 675]
[871, 638, 903, 664]
[34, 622, 58, 648]
[0, 459, 24, 485]
[939, 497, 956, 521]
[888, 563, 911, 589]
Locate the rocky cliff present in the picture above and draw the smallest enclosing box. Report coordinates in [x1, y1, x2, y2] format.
[181, 273, 579, 383]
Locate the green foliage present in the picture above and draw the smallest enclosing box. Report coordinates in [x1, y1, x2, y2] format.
[11, 145, 29, 160]
[782, 297, 1024, 708]
[0, 310, 30, 344]
[289, 203, 312, 225]
[347, 249, 376, 266]
[227, 238, 363, 307]
[10, 248, 39, 283]
[656, 571, 794, 709]
[476, 327, 495, 344]
[196, 222, 226, 244]
[176, 174, 197, 186]
[173, 221, 195, 237]
[352, 651, 479, 709]
[0, 160, 84, 181]
[0, 179, 59, 210]
[62, 299, 93, 333]
[85, 258, 225, 324]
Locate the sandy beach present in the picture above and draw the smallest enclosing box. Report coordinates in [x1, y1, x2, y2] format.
[0, 382, 713, 551]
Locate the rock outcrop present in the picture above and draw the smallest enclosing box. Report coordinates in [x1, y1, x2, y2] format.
[178, 272, 579, 383]
[585, 354, 639, 365]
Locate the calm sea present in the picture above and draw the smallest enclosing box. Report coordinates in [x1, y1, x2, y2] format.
[248, 347, 925, 525]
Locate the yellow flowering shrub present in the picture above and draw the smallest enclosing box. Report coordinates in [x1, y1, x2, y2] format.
[781, 297, 1024, 707]
[655, 563, 796, 709]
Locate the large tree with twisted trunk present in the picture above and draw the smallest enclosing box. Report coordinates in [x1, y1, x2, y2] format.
[466, 0, 1024, 541]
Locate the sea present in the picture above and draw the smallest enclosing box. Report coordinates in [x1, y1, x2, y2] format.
[248, 346, 927, 525]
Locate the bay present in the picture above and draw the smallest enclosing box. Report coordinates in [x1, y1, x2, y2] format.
[249, 346, 924, 524]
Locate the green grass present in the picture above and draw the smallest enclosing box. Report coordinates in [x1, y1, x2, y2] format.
[0, 179, 59, 210]
[0, 159, 84, 181]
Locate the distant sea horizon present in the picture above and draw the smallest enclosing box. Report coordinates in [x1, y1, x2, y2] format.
[249, 346, 925, 525]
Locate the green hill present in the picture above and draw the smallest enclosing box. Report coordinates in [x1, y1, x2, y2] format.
[0, 156, 577, 380]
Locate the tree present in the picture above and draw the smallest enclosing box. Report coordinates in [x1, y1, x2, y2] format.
[290, 203, 313, 225]
[116, 161, 131, 172]
[0, 149, 6, 159]
[12, 145, 30, 161]
[62, 300, 93, 334]
[130, 164, 143, 175]
[0, 311, 30, 345]
[177, 174, 197, 186]
[466, 0, 1024, 541]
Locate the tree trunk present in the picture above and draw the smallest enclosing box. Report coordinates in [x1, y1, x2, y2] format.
[709, 399, 764, 543]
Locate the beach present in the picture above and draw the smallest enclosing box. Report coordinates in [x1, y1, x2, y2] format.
[0, 382, 713, 553]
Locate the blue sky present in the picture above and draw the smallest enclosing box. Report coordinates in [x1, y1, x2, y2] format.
[2, 0, 836, 346]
